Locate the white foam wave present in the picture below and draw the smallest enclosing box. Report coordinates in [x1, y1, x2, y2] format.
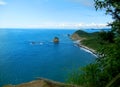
[80, 47, 97, 57]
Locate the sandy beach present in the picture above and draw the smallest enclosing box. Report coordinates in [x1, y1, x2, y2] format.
[73, 40, 97, 57]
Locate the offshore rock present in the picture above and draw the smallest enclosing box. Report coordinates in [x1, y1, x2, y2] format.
[53, 37, 59, 43]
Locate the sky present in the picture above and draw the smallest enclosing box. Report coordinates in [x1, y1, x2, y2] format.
[0, 0, 113, 29]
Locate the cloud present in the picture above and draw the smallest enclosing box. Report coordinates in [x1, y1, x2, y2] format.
[29, 22, 108, 29]
[74, 22, 108, 29]
[69, 0, 94, 7]
[0, 0, 7, 6]
[0, 21, 108, 29]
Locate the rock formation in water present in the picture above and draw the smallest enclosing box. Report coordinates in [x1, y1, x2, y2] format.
[70, 30, 87, 40]
[53, 37, 59, 43]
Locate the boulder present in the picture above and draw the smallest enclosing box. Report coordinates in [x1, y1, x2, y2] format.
[53, 37, 59, 43]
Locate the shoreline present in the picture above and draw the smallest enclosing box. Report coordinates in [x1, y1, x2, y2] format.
[73, 40, 97, 57]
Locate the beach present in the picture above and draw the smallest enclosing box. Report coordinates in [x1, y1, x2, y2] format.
[73, 40, 97, 57]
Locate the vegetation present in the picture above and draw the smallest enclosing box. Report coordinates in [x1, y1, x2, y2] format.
[73, 30, 102, 50]
[68, 0, 120, 87]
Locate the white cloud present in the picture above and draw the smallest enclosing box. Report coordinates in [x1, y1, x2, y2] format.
[0, 0, 7, 5]
[74, 22, 108, 29]
[69, 0, 94, 7]
[27, 22, 108, 29]
[0, 21, 108, 29]
[84, 23, 107, 28]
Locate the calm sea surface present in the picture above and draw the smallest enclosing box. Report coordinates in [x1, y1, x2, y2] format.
[0, 29, 96, 86]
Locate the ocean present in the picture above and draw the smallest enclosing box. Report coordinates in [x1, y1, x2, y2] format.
[0, 29, 96, 86]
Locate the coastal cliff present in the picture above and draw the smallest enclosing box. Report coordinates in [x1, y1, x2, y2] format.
[70, 30, 88, 40]
[71, 33, 85, 41]
[3, 78, 80, 87]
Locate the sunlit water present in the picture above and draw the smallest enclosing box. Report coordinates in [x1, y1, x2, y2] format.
[0, 29, 96, 86]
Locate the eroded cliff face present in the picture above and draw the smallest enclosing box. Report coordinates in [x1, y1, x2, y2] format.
[71, 33, 80, 40]
[3, 79, 81, 87]
[71, 33, 85, 41]
[71, 30, 89, 41]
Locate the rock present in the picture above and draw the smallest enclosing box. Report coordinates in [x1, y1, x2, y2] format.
[71, 33, 83, 40]
[31, 41, 35, 45]
[53, 37, 59, 43]
[67, 34, 70, 37]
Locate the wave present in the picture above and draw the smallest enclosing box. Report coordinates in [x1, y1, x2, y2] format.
[29, 41, 44, 45]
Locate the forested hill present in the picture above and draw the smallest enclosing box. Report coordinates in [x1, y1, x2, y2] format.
[69, 29, 120, 87]
[71, 30, 100, 50]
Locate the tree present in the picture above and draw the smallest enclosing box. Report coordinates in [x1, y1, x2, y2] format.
[98, 30, 114, 44]
[94, 0, 120, 86]
[94, 0, 120, 35]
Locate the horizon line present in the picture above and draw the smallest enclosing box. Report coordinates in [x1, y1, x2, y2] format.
[0, 27, 111, 30]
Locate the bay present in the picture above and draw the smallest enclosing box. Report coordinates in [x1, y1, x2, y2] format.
[0, 29, 96, 86]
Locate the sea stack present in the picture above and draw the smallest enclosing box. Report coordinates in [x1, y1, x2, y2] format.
[53, 37, 59, 43]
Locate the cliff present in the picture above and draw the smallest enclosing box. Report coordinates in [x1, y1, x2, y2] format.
[70, 30, 89, 40]
[71, 33, 85, 41]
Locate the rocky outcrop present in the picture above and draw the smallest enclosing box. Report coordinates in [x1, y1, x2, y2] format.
[71, 30, 89, 41]
[3, 79, 81, 87]
[71, 33, 83, 40]
[53, 37, 59, 43]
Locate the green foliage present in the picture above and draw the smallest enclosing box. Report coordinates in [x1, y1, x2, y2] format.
[94, 0, 120, 34]
[111, 20, 120, 35]
[81, 38, 100, 50]
[73, 30, 102, 50]
[74, 30, 89, 37]
[94, 1, 120, 86]
[68, 0, 120, 87]
[94, 0, 120, 21]
[75, 30, 99, 38]
[68, 63, 101, 87]
[69, 29, 120, 86]
[106, 73, 120, 87]
[98, 30, 114, 44]
[67, 69, 84, 86]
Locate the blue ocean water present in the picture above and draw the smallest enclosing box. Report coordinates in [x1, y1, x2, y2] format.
[0, 29, 96, 86]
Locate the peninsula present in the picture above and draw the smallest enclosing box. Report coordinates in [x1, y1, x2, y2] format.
[71, 30, 101, 55]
